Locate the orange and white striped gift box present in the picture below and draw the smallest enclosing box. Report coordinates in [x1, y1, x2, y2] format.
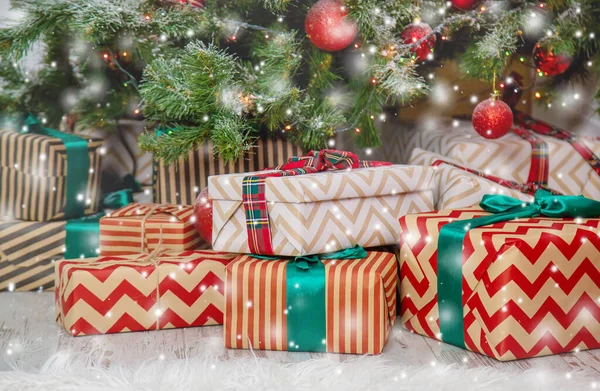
[99, 203, 203, 256]
[399, 209, 600, 361]
[225, 251, 397, 354]
[56, 250, 236, 336]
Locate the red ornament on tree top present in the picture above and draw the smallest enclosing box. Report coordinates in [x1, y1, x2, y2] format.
[534, 44, 572, 76]
[472, 95, 513, 139]
[305, 0, 358, 52]
[194, 187, 212, 243]
[400, 22, 436, 62]
[451, 0, 479, 10]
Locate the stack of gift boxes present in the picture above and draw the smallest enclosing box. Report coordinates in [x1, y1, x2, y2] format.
[0, 123, 105, 292]
[3, 113, 600, 362]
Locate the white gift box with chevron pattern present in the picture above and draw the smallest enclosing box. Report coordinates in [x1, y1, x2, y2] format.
[209, 165, 435, 256]
[399, 209, 600, 361]
[410, 148, 533, 210]
[55, 250, 236, 336]
[403, 120, 600, 199]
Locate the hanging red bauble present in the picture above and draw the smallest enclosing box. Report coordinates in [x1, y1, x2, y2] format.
[305, 0, 358, 52]
[533, 45, 572, 76]
[193, 187, 212, 243]
[472, 96, 513, 139]
[400, 22, 436, 62]
[451, 0, 479, 10]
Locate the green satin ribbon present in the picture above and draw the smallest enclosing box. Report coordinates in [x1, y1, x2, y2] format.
[437, 189, 600, 348]
[23, 115, 90, 219]
[254, 245, 368, 352]
[64, 189, 134, 260]
[103, 189, 134, 210]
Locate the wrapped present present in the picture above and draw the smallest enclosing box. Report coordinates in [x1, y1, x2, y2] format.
[89, 120, 153, 191]
[0, 123, 104, 221]
[410, 148, 535, 209]
[0, 214, 108, 292]
[55, 250, 236, 336]
[225, 248, 397, 354]
[99, 203, 203, 256]
[210, 149, 434, 256]
[404, 115, 600, 199]
[399, 191, 600, 361]
[154, 137, 304, 205]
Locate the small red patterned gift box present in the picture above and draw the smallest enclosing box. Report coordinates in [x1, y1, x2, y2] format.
[55, 250, 236, 336]
[399, 208, 600, 361]
[99, 203, 203, 256]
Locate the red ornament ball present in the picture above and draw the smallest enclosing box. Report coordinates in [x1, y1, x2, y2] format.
[305, 0, 358, 52]
[400, 23, 436, 62]
[451, 0, 479, 10]
[472, 98, 514, 139]
[193, 187, 212, 243]
[534, 45, 572, 76]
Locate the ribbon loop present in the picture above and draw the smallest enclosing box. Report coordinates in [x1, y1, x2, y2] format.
[437, 190, 600, 348]
[21, 114, 91, 219]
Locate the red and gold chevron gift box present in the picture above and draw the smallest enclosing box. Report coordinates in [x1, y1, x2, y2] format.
[225, 251, 397, 354]
[399, 209, 600, 361]
[55, 250, 236, 336]
[99, 203, 203, 256]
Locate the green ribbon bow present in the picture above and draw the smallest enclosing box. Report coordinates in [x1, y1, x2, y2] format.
[23, 115, 91, 220]
[64, 189, 134, 260]
[437, 189, 600, 348]
[255, 245, 367, 352]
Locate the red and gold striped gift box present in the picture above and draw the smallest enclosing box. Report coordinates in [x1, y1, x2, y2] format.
[399, 209, 600, 361]
[0, 130, 103, 221]
[55, 250, 236, 336]
[225, 251, 397, 354]
[99, 203, 203, 256]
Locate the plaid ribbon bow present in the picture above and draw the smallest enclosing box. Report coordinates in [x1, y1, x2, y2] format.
[242, 149, 391, 255]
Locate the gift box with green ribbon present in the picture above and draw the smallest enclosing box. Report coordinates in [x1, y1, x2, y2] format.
[399, 190, 600, 361]
[225, 247, 397, 354]
[0, 117, 104, 221]
[0, 190, 134, 292]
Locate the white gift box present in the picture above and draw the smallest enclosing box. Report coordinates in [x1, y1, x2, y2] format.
[209, 165, 435, 256]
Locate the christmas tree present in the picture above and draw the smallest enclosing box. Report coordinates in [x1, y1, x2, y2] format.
[0, 0, 598, 163]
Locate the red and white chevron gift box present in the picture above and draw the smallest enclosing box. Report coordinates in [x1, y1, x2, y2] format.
[399, 209, 600, 361]
[99, 203, 204, 256]
[55, 250, 236, 336]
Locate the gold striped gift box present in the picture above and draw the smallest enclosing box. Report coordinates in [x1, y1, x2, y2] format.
[99, 203, 204, 256]
[0, 219, 65, 291]
[0, 130, 103, 221]
[225, 251, 398, 354]
[153, 138, 304, 205]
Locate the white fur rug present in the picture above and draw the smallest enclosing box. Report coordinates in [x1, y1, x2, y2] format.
[1, 349, 597, 391]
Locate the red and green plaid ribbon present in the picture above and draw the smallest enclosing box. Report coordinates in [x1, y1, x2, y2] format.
[514, 110, 600, 178]
[431, 159, 562, 196]
[242, 149, 391, 255]
[511, 126, 549, 186]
